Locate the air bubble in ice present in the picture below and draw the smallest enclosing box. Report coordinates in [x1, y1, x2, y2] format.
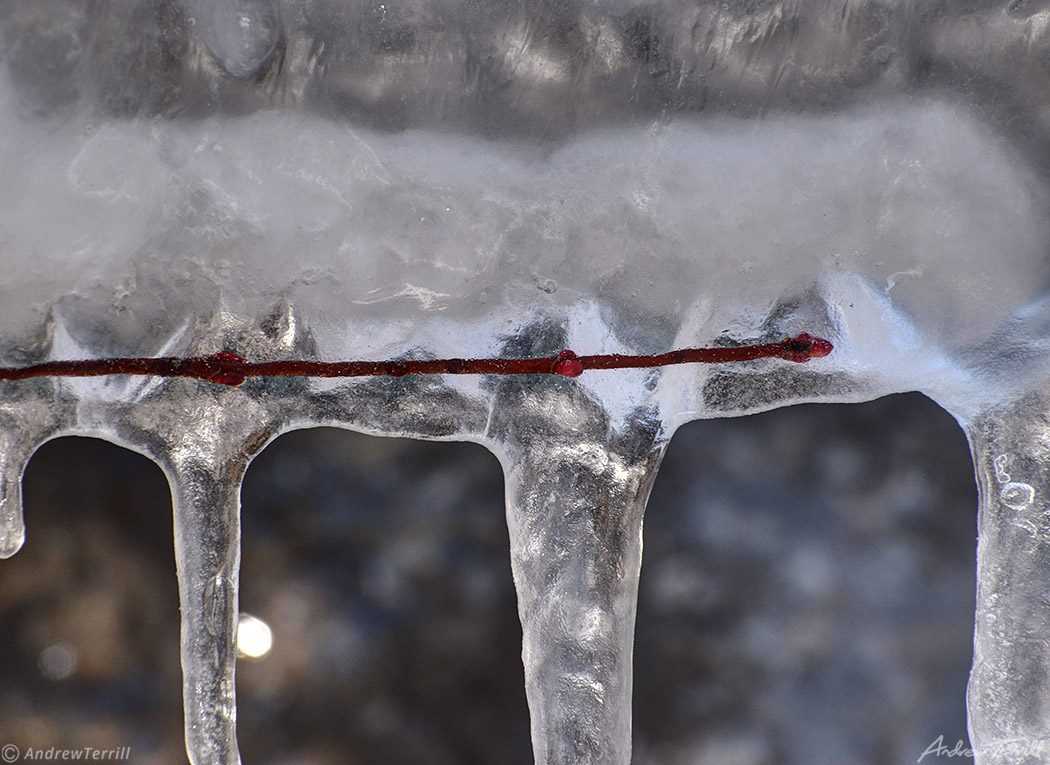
[196, 0, 279, 78]
[994, 454, 1011, 483]
[1000, 482, 1035, 510]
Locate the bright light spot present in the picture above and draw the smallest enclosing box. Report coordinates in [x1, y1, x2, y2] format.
[237, 613, 273, 659]
[39, 642, 78, 680]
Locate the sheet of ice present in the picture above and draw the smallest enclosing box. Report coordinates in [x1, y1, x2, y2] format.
[3, 89, 1045, 402]
[3, 2, 1050, 763]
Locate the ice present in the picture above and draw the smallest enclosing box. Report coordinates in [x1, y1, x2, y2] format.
[191, 0, 280, 79]
[492, 370, 664, 762]
[966, 400, 1050, 765]
[3, 1, 1050, 763]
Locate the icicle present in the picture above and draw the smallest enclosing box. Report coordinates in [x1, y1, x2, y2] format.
[491, 377, 665, 764]
[0, 430, 30, 559]
[167, 452, 247, 765]
[0, 386, 74, 559]
[106, 368, 276, 765]
[965, 396, 1050, 764]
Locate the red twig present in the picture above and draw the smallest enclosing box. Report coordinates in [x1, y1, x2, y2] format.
[0, 334, 833, 387]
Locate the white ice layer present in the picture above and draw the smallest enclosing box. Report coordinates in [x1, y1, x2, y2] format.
[3, 2, 1050, 763]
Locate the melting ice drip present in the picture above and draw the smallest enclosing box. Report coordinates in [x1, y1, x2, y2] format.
[3, 2, 1050, 763]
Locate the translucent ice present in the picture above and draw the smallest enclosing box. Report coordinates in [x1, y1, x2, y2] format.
[3, 1, 1050, 763]
[191, 0, 280, 78]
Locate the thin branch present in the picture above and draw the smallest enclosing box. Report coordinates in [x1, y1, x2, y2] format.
[0, 334, 833, 386]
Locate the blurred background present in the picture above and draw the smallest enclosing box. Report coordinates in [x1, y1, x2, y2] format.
[0, 392, 976, 764]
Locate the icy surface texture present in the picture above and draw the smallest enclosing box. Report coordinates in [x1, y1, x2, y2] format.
[490, 369, 664, 762]
[2, 1, 1050, 763]
[966, 397, 1050, 765]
